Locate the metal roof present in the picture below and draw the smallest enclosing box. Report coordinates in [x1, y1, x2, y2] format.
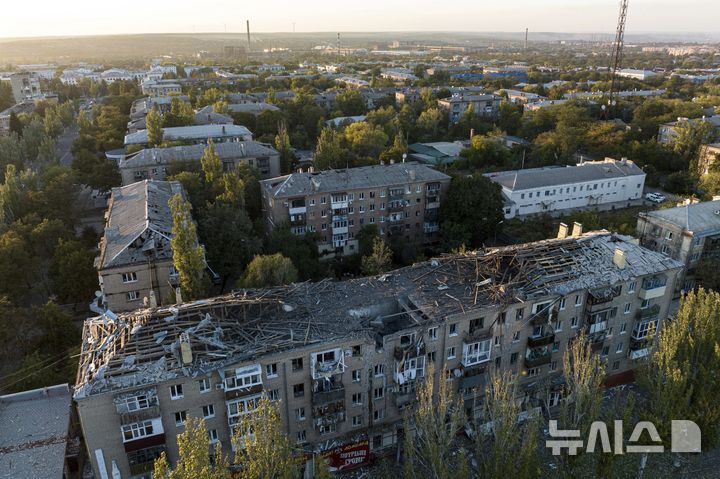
[124, 124, 253, 145]
[486, 159, 645, 191]
[641, 199, 720, 238]
[120, 141, 279, 170]
[261, 162, 451, 199]
[0, 384, 72, 479]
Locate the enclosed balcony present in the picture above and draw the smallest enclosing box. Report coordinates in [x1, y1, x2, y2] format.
[636, 304, 661, 320]
[394, 389, 417, 408]
[330, 194, 349, 210]
[639, 277, 667, 300]
[527, 330, 555, 348]
[311, 349, 345, 379]
[312, 385, 346, 406]
[524, 346, 551, 368]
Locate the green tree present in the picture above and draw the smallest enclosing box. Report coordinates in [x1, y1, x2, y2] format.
[21, 118, 45, 162]
[639, 289, 720, 447]
[77, 109, 93, 134]
[313, 127, 346, 170]
[43, 107, 64, 138]
[199, 203, 261, 291]
[361, 237, 393, 275]
[9, 111, 23, 137]
[146, 106, 164, 147]
[416, 108, 445, 141]
[275, 121, 293, 174]
[344, 121, 389, 160]
[170, 193, 207, 300]
[439, 174, 504, 249]
[37, 135, 57, 164]
[380, 130, 408, 163]
[200, 140, 222, 186]
[234, 397, 299, 479]
[49, 239, 97, 305]
[403, 365, 467, 479]
[240, 253, 298, 288]
[335, 89, 367, 116]
[267, 227, 325, 281]
[153, 417, 230, 479]
[498, 102, 523, 135]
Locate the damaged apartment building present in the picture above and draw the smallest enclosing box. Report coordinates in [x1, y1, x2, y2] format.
[75, 227, 681, 479]
[260, 162, 451, 257]
[95, 180, 186, 313]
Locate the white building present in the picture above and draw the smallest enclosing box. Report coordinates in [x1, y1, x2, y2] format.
[485, 158, 646, 219]
[617, 69, 658, 81]
[124, 124, 253, 148]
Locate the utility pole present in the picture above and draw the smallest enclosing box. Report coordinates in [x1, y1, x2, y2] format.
[603, 0, 629, 120]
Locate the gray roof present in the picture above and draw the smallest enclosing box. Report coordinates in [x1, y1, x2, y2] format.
[192, 107, 234, 125]
[98, 180, 184, 270]
[120, 141, 279, 169]
[262, 162, 451, 199]
[486, 159, 645, 191]
[0, 384, 72, 479]
[226, 102, 280, 115]
[325, 115, 366, 127]
[124, 124, 252, 145]
[75, 231, 682, 397]
[641, 199, 720, 238]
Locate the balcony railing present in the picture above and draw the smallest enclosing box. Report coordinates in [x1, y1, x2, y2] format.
[527, 332, 555, 348]
[225, 384, 263, 400]
[629, 348, 650, 360]
[312, 386, 345, 406]
[118, 406, 162, 426]
[394, 390, 416, 407]
[637, 304, 661, 319]
[524, 349, 551, 368]
[130, 461, 156, 475]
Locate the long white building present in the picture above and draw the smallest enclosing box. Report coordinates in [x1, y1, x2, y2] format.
[485, 158, 646, 219]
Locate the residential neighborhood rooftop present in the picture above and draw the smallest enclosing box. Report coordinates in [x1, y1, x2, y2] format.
[124, 124, 253, 145]
[639, 199, 720, 237]
[121, 141, 278, 169]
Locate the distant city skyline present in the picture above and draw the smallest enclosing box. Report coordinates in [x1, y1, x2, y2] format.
[1, 0, 718, 39]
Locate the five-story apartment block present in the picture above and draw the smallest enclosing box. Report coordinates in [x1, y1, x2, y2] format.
[260, 163, 451, 257]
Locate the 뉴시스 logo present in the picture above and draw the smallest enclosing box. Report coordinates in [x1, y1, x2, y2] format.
[546, 419, 701, 455]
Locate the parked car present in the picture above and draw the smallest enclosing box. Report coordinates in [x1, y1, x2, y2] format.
[645, 192, 666, 203]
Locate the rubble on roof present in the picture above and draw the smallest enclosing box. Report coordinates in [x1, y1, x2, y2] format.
[75, 231, 682, 399]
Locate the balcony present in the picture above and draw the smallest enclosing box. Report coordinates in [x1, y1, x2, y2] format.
[639, 279, 667, 300]
[289, 206, 307, 215]
[394, 390, 417, 408]
[629, 348, 650, 360]
[524, 348, 551, 368]
[423, 222, 440, 234]
[394, 342, 426, 361]
[527, 332, 555, 348]
[312, 386, 345, 406]
[531, 309, 552, 326]
[118, 406, 162, 426]
[312, 351, 345, 379]
[587, 320, 607, 335]
[130, 461, 156, 476]
[313, 401, 346, 420]
[388, 201, 407, 213]
[314, 411, 346, 429]
[225, 383, 263, 400]
[637, 304, 661, 320]
[464, 328, 492, 342]
[331, 199, 349, 209]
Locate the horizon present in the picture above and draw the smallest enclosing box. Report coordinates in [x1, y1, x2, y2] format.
[2, 0, 719, 40]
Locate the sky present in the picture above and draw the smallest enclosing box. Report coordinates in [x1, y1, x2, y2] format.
[1, 0, 718, 38]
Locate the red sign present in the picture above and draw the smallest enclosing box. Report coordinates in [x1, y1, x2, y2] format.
[320, 440, 370, 471]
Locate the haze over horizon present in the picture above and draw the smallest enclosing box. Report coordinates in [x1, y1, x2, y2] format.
[2, 0, 719, 39]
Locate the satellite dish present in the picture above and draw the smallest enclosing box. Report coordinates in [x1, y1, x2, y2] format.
[453, 368, 462, 378]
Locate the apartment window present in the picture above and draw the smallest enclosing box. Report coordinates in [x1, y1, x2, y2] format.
[620, 322, 627, 334]
[267, 389, 280, 401]
[527, 367, 540, 377]
[427, 351, 436, 363]
[208, 429, 218, 443]
[321, 223, 327, 231]
[121, 420, 157, 442]
[352, 392, 363, 405]
[515, 309, 524, 321]
[495, 357, 501, 367]
[370, 217, 375, 224]
[295, 407, 306, 421]
[555, 320, 563, 332]
[559, 298, 566, 310]
[169, 384, 183, 400]
[550, 361, 557, 372]
[624, 303, 631, 314]
[552, 341, 560, 352]
[571, 317, 578, 328]
[291, 358, 303, 371]
[449, 324, 458, 336]
[293, 383, 304, 398]
[665, 231, 673, 240]
[373, 364, 385, 376]
[203, 404, 215, 418]
[373, 387, 384, 400]
[575, 295, 581, 306]
[266, 363, 278, 378]
[198, 378, 211, 393]
[352, 369, 361, 382]
[122, 272, 138, 283]
[428, 327, 438, 340]
[446, 346, 456, 360]
[127, 291, 141, 302]
[615, 342, 623, 354]
[510, 352, 518, 364]
[612, 360, 620, 371]
[369, 204, 375, 211]
[359, 205, 365, 213]
[373, 409, 385, 421]
[297, 430, 307, 443]
[175, 410, 187, 427]
[352, 345, 361, 357]
[320, 196, 326, 204]
[309, 199, 315, 206]
[601, 346, 610, 357]
[352, 415, 363, 427]
[512, 331, 520, 342]
[359, 192, 365, 199]
[369, 191, 376, 198]
[641, 299, 650, 309]
[628, 282, 637, 294]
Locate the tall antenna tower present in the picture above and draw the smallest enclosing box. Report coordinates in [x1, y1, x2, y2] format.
[246, 20, 251, 53]
[603, 0, 629, 119]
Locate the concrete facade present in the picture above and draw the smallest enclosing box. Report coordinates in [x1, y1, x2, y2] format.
[260, 163, 451, 257]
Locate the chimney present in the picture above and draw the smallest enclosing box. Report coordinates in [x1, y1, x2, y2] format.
[149, 290, 157, 308]
[175, 287, 183, 304]
[557, 222, 569, 239]
[613, 248, 627, 269]
[308, 166, 314, 173]
[571, 222, 583, 237]
[180, 334, 193, 365]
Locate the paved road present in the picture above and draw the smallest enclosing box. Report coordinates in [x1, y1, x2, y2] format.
[57, 123, 79, 166]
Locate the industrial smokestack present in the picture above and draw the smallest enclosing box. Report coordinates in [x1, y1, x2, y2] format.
[525, 28, 528, 50]
[337, 32, 340, 55]
[246, 20, 251, 52]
